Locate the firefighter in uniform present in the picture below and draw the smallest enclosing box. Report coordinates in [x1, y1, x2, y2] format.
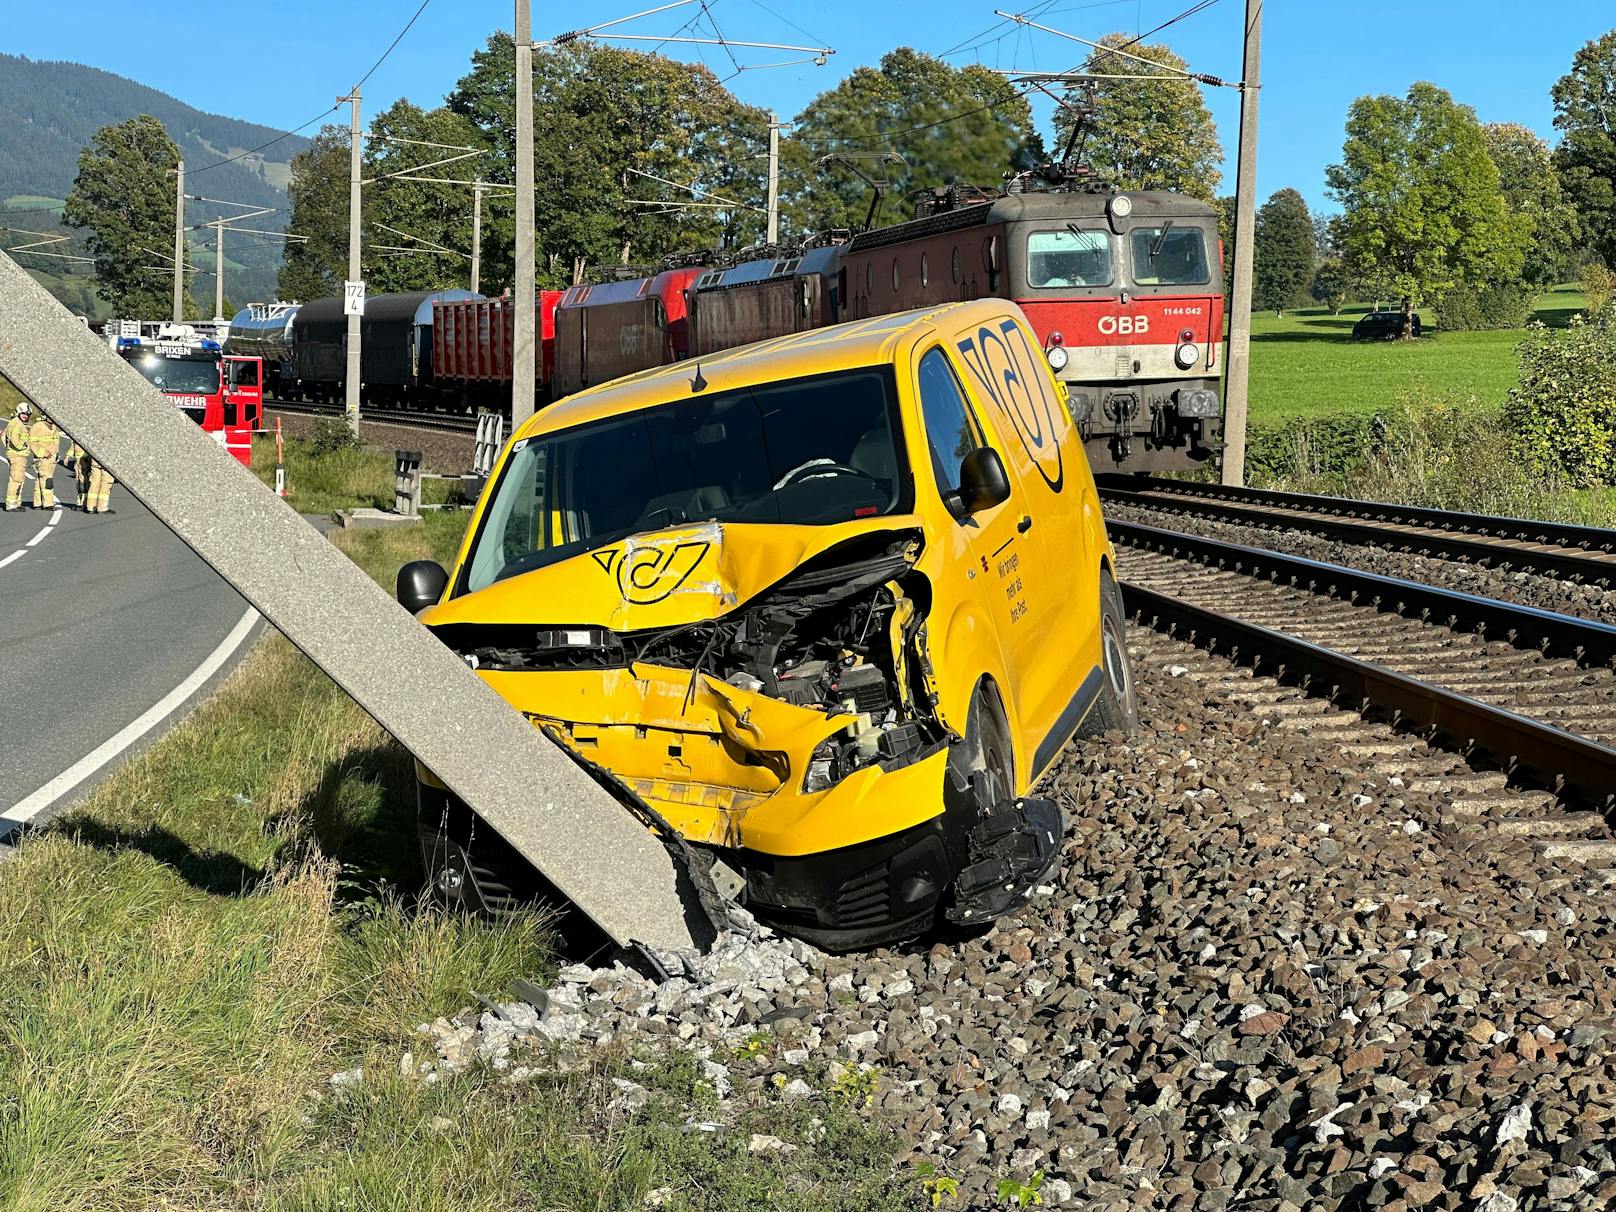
[28, 412, 61, 509]
[5, 404, 33, 511]
[68, 441, 114, 514]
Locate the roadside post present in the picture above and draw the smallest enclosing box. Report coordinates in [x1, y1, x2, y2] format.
[274, 416, 286, 498]
[0, 254, 707, 953]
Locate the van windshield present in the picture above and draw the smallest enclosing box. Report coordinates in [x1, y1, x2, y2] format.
[462, 367, 908, 592]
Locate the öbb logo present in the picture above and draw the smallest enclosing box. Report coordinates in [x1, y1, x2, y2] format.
[1097, 315, 1150, 336]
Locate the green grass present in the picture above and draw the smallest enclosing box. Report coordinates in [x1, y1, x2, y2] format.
[252, 434, 458, 516]
[0, 493, 910, 1209]
[1247, 285, 1589, 425]
[1, 195, 64, 211]
[0, 375, 24, 415]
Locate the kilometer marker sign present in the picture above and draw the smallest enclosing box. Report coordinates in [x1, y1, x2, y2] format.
[343, 280, 366, 316]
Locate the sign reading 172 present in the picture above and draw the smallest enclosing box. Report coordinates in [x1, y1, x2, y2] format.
[956, 319, 1066, 495]
[343, 280, 366, 317]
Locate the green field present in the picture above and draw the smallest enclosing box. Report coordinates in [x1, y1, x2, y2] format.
[1, 195, 65, 211]
[1247, 285, 1588, 424]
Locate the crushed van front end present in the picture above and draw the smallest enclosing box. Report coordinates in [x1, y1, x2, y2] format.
[421, 526, 985, 946]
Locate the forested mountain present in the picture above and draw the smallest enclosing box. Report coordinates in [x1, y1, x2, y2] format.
[0, 53, 309, 315]
[0, 53, 307, 207]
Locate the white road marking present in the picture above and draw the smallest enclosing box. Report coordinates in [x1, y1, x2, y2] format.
[2, 606, 261, 828]
[25, 524, 50, 546]
[0, 551, 20, 569]
[48, 511, 62, 527]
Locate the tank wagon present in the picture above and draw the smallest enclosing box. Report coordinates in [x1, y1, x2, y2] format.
[224, 302, 300, 396]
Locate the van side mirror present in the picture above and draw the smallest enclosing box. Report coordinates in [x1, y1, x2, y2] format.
[398, 560, 449, 614]
[956, 447, 1012, 515]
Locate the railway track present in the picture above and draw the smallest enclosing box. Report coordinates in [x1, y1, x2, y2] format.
[1110, 518, 1616, 816]
[1099, 474, 1616, 585]
[265, 397, 480, 434]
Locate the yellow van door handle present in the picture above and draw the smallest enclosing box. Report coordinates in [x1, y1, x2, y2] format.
[1017, 516, 1033, 534]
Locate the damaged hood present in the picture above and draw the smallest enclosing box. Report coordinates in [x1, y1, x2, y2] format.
[426, 516, 923, 632]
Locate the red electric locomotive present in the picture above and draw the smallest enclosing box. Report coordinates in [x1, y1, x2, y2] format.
[836, 188, 1223, 473]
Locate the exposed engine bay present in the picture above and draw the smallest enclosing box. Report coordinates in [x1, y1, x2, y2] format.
[430, 530, 949, 791]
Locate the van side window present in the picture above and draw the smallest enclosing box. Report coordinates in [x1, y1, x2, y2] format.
[916, 346, 981, 495]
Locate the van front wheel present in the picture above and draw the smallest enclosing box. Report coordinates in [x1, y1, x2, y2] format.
[1080, 570, 1139, 736]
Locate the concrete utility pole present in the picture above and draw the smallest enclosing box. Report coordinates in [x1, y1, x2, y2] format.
[1220, 0, 1261, 488]
[213, 220, 225, 322]
[766, 112, 781, 245]
[171, 159, 185, 322]
[513, 0, 537, 428]
[344, 87, 364, 434]
[0, 254, 707, 952]
[470, 183, 483, 295]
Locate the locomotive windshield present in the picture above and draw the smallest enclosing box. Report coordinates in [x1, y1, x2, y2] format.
[1026, 228, 1114, 288]
[464, 368, 908, 592]
[128, 353, 220, 396]
[1128, 226, 1211, 286]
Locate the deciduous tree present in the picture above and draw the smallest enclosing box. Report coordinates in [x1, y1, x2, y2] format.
[277, 128, 353, 301]
[63, 114, 189, 316]
[1310, 257, 1352, 314]
[1326, 83, 1529, 337]
[1485, 122, 1577, 288]
[1253, 188, 1314, 314]
[364, 102, 489, 294]
[1552, 29, 1616, 268]
[449, 36, 768, 289]
[783, 49, 1039, 234]
[1055, 34, 1222, 202]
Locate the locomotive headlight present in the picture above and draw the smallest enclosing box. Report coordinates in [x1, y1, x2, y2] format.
[1175, 341, 1200, 369]
[1108, 194, 1133, 220]
[1046, 344, 1069, 371]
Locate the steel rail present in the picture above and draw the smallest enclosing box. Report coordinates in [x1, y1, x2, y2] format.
[1108, 519, 1616, 670]
[266, 397, 478, 434]
[1098, 478, 1616, 585]
[1120, 579, 1616, 809]
[1112, 517, 1616, 807]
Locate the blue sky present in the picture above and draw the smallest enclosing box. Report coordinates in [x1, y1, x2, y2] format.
[9, 1, 1612, 215]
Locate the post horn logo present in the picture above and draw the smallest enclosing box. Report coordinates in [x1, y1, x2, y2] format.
[592, 539, 711, 604]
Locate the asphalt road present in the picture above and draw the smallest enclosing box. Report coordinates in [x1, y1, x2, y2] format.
[0, 462, 259, 834]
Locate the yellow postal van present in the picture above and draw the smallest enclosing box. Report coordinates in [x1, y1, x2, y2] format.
[401, 298, 1136, 947]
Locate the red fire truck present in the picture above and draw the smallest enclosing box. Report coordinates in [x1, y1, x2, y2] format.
[115, 328, 263, 466]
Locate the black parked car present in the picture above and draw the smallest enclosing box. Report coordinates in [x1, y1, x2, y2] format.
[1353, 310, 1422, 340]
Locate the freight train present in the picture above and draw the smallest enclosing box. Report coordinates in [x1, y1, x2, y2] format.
[229, 185, 1224, 473]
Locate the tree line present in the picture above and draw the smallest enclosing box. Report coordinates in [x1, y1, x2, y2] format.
[1249, 30, 1616, 334]
[60, 32, 1224, 313]
[58, 27, 1616, 325]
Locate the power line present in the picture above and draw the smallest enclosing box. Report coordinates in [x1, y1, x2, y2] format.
[185, 106, 341, 179]
[189, 0, 436, 178]
[352, 0, 434, 92]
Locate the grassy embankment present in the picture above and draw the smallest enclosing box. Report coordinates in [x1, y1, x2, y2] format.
[1239, 286, 1616, 525]
[0, 443, 909, 1210]
[250, 430, 458, 517]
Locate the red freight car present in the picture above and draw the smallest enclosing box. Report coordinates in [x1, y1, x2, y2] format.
[685, 244, 843, 358]
[550, 266, 704, 398]
[432, 290, 564, 408]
